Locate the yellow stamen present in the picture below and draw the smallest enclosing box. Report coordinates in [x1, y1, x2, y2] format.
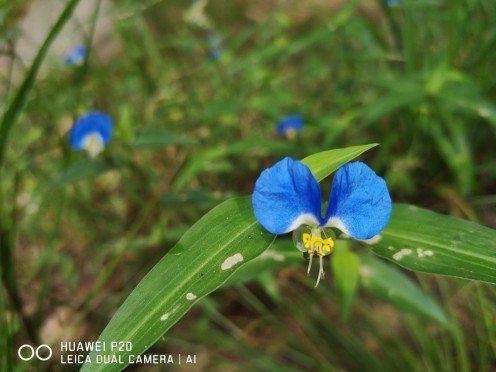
[301, 229, 335, 286]
[303, 233, 312, 249]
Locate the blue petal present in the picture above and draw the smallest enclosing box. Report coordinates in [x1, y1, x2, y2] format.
[276, 115, 303, 136]
[252, 157, 322, 234]
[323, 161, 392, 240]
[69, 112, 113, 150]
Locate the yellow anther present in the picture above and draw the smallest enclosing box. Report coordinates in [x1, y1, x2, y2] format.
[323, 238, 334, 248]
[322, 238, 334, 252]
[293, 227, 336, 287]
[303, 233, 312, 248]
[313, 237, 323, 249]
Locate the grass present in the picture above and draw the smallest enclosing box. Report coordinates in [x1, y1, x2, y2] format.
[1, 0, 495, 370]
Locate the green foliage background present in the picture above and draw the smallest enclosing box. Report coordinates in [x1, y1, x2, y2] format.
[1, 0, 495, 370]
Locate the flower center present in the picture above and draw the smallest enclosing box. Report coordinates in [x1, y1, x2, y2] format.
[82, 132, 104, 158]
[285, 129, 298, 140]
[293, 226, 335, 287]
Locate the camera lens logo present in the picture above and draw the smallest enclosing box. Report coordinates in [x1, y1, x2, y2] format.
[18, 344, 52, 361]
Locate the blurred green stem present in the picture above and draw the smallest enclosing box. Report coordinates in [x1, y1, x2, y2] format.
[0, 0, 81, 347]
[0, 225, 39, 344]
[75, 0, 102, 106]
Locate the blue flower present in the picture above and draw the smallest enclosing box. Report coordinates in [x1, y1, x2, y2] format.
[276, 115, 303, 139]
[386, 0, 401, 5]
[252, 157, 392, 285]
[69, 112, 113, 158]
[63, 44, 87, 65]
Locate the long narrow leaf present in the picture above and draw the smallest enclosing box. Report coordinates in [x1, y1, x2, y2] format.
[372, 204, 496, 284]
[359, 254, 452, 329]
[301, 143, 378, 182]
[82, 197, 273, 371]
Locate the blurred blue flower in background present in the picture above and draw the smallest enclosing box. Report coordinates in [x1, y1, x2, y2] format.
[276, 114, 303, 139]
[386, 0, 401, 5]
[206, 33, 223, 60]
[63, 44, 87, 65]
[69, 112, 113, 158]
[252, 157, 391, 285]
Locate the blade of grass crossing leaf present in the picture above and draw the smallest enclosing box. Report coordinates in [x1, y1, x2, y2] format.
[359, 254, 452, 329]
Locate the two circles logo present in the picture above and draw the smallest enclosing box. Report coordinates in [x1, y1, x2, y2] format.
[18, 344, 52, 361]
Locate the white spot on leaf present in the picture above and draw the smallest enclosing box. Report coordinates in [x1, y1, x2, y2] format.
[417, 248, 434, 258]
[160, 305, 180, 321]
[186, 293, 197, 301]
[221, 253, 244, 270]
[392, 248, 413, 261]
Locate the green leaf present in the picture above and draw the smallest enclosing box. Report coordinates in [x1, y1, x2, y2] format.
[332, 245, 360, 320]
[360, 81, 426, 125]
[224, 240, 301, 287]
[372, 204, 496, 284]
[160, 189, 230, 209]
[40, 160, 118, 193]
[82, 197, 274, 371]
[301, 143, 378, 182]
[359, 254, 452, 329]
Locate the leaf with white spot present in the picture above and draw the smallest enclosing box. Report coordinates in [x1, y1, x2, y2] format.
[221, 253, 244, 270]
[82, 197, 274, 371]
[372, 204, 496, 284]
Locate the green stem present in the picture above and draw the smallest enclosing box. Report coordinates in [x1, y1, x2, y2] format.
[0, 229, 39, 344]
[75, 0, 103, 107]
[0, 0, 81, 169]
